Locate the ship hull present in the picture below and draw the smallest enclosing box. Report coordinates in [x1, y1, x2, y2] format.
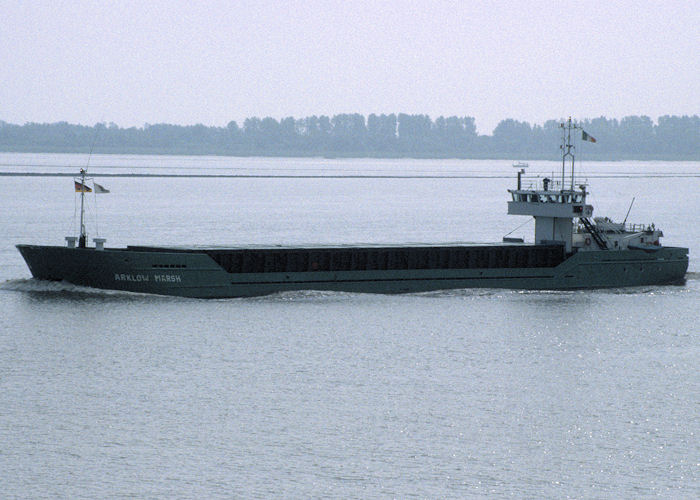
[16, 243, 689, 298]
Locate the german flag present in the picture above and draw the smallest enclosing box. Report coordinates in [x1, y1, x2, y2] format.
[75, 181, 92, 192]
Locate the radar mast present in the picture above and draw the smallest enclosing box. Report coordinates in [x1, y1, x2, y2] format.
[560, 117, 580, 191]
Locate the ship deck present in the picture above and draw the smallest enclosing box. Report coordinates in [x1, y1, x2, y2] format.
[125, 241, 534, 252]
[123, 242, 568, 274]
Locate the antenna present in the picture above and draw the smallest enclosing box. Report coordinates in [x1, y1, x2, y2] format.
[622, 197, 635, 225]
[85, 124, 101, 173]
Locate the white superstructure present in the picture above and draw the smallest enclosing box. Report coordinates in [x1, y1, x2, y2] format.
[507, 118, 664, 254]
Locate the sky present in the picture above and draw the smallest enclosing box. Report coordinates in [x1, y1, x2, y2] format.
[1, 0, 698, 134]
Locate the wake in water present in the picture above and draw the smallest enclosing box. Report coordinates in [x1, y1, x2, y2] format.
[1, 278, 136, 295]
[0, 278, 187, 302]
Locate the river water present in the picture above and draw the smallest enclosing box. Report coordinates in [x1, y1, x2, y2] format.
[1, 154, 698, 498]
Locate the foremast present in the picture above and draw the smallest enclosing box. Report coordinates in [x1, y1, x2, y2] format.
[78, 168, 87, 248]
[67, 169, 106, 250]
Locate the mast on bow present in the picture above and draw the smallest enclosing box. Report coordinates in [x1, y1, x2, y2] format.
[78, 168, 88, 247]
[71, 168, 106, 250]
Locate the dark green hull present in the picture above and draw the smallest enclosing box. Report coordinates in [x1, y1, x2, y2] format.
[16, 243, 689, 298]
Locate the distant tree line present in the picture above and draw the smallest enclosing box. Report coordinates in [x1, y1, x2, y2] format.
[0, 114, 697, 159]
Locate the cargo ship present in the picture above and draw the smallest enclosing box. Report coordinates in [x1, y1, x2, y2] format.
[16, 119, 688, 298]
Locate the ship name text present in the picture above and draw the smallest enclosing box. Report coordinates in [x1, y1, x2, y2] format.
[113, 273, 182, 283]
[154, 274, 182, 283]
[114, 273, 149, 282]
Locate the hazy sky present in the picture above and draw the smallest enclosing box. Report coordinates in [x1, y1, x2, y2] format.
[2, 0, 698, 134]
